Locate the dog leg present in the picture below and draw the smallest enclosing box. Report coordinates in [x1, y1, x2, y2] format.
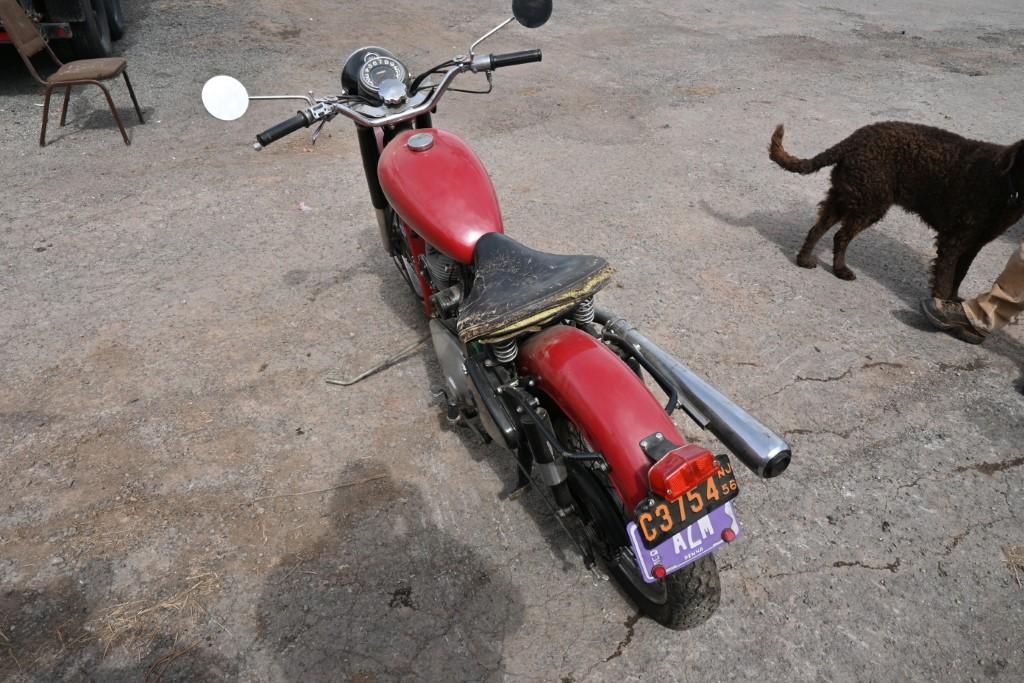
[831, 217, 874, 281]
[797, 193, 841, 269]
[948, 243, 985, 302]
[937, 241, 966, 301]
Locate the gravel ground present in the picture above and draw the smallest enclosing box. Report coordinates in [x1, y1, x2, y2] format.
[2, 1, 1023, 681]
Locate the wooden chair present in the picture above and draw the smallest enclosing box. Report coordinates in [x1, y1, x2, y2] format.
[0, 0, 144, 146]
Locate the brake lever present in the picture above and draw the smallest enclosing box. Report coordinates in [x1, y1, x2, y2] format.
[310, 119, 327, 145]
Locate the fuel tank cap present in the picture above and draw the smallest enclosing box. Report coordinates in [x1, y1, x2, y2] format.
[407, 133, 434, 152]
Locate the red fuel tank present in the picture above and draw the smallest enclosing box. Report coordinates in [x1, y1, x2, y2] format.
[378, 129, 504, 264]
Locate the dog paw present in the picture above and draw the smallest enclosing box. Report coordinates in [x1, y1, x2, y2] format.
[796, 254, 817, 269]
[834, 266, 857, 281]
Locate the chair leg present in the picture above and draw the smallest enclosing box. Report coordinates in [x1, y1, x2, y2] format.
[59, 86, 72, 127]
[123, 72, 144, 124]
[39, 86, 53, 146]
[96, 82, 130, 146]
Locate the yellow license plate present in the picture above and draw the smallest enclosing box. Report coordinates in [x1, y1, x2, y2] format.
[633, 454, 739, 549]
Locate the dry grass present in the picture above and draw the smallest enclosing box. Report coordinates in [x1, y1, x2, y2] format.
[0, 571, 223, 678]
[87, 571, 222, 655]
[143, 639, 201, 683]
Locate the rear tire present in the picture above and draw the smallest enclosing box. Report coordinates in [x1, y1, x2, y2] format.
[556, 415, 721, 629]
[106, 0, 126, 41]
[71, 0, 112, 57]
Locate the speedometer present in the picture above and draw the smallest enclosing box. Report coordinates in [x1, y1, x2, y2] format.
[359, 54, 408, 95]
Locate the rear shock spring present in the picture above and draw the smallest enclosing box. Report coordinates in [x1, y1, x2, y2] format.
[491, 338, 518, 364]
[574, 297, 595, 325]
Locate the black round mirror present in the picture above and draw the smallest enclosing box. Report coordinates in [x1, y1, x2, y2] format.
[512, 0, 552, 28]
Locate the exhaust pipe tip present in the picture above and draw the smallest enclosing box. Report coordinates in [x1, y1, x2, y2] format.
[762, 450, 791, 478]
[597, 308, 793, 481]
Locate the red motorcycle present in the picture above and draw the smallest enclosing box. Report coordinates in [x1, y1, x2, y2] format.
[203, 0, 791, 629]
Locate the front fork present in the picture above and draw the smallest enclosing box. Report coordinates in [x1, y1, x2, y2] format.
[361, 114, 432, 257]
[375, 208, 391, 255]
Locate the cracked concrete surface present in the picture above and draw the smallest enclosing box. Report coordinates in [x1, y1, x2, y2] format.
[2, 0, 1023, 681]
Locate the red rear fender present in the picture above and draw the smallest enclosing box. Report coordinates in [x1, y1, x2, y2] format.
[517, 326, 687, 511]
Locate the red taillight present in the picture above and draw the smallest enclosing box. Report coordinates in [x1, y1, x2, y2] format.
[648, 444, 718, 502]
[653, 564, 667, 579]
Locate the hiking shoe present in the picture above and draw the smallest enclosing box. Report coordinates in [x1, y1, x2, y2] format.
[920, 298, 987, 344]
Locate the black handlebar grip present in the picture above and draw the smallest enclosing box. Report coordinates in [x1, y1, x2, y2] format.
[489, 49, 543, 69]
[255, 112, 310, 147]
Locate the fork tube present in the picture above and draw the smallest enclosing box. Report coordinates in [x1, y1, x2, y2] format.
[382, 121, 414, 146]
[356, 125, 386, 210]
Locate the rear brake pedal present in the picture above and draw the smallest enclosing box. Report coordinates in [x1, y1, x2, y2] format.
[507, 467, 532, 500]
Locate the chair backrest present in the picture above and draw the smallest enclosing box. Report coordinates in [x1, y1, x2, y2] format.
[0, 0, 46, 58]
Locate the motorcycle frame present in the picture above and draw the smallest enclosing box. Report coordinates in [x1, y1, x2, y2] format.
[349, 112, 699, 518]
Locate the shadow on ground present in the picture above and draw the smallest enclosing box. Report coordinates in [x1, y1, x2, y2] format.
[254, 463, 524, 681]
[702, 200, 1024, 388]
[0, 48, 43, 97]
[368, 238, 594, 579]
[0, 565, 236, 682]
[38, 100, 153, 148]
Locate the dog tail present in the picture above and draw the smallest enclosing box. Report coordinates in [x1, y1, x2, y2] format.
[769, 124, 841, 174]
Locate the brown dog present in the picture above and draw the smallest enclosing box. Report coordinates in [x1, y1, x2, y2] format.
[769, 122, 1024, 299]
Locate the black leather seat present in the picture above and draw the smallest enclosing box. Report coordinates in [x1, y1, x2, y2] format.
[457, 233, 613, 343]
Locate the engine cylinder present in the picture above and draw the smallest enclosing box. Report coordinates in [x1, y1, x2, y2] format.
[424, 247, 458, 288]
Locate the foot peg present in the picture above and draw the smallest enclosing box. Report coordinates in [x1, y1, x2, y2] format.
[430, 384, 465, 425]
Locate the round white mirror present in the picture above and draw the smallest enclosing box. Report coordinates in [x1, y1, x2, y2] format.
[202, 75, 250, 121]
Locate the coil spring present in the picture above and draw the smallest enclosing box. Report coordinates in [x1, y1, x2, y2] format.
[491, 339, 518, 364]
[574, 297, 596, 325]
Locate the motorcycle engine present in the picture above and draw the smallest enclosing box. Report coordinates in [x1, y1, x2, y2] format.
[423, 247, 459, 289]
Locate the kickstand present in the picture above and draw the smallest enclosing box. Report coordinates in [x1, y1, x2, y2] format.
[507, 446, 533, 500]
[325, 334, 430, 387]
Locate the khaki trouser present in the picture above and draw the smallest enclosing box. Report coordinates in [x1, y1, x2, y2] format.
[964, 239, 1024, 334]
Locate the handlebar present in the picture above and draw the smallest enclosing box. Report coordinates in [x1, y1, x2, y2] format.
[255, 112, 311, 147]
[489, 49, 543, 69]
[251, 48, 541, 149]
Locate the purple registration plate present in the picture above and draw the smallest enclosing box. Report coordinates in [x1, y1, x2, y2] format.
[626, 502, 741, 583]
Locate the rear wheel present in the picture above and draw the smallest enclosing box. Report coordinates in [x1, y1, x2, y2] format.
[106, 0, 126, 41]
[554, 414, 721, 629]
[71, 0, 112, 57]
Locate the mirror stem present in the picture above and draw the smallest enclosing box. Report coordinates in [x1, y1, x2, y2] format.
[249, 94, 316, 106]
[470, 16, 515, 57]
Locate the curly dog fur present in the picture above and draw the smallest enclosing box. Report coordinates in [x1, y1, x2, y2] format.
[770, 121, 1024, 299]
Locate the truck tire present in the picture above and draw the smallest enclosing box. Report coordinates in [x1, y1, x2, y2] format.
[106, 0, 125, 41]
[71, 0, 112, 58]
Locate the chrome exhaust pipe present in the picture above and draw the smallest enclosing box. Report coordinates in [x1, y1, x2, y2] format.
[597, 309, 791, 479]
